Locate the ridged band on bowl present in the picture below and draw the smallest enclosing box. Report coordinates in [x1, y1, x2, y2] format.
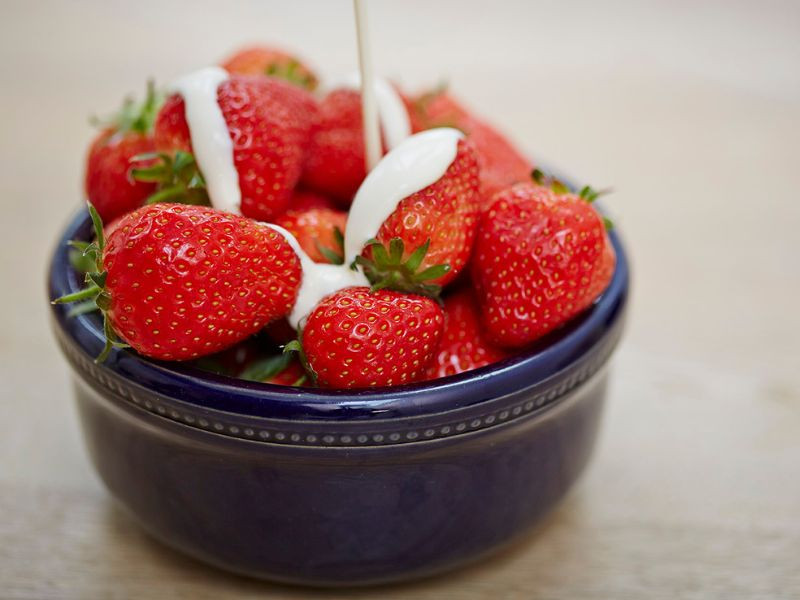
[56, 316, 623, 448]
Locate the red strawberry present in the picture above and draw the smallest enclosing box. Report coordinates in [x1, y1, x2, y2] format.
[274, 205, 346, 264]
[57, 204, 302, 361]
[471, 182, 613, 348]
[586, 235, 616, 300]
[300, 287, 443, 388]
[358, 139, 480, 289]
[221, 45, 318, 91]
[84, 82, 161, 223]
[154, 75, 318, 221]
[426, 287, 509, 379]
[409, 89, 531, 204]
[301, 89, 370, 204]
[263, 360, 307, 386]
[290, 189, 338, 212]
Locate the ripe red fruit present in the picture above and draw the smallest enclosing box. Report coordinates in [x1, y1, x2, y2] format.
[471, 182, 613, 348]
[263, 360, 307, 386]
[301, 89, 371, 205]
[102, 204, 302, 360]
[301, 287, 444, 388]
[221, 45, 318, 91]
[408, 89, 531, 204]
[289, 189, 338, 212]
[84, 84, 161, 223]
[274, 206, 346, 264]
[363, 139, 481, 287]
[154, 75, 318, 221]
[425, 287, 509, 379]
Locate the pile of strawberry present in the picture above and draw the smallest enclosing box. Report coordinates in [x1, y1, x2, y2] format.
[59, 44, 616, 389]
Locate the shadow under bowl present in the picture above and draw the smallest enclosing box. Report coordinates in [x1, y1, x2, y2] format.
[49, 208, 629, 587]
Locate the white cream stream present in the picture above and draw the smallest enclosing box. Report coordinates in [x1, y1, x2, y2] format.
[168, 67, 241, 214]
[169, 67, 461, 329]
[337, 72, 412, 151]
[264, 224, 369, 329]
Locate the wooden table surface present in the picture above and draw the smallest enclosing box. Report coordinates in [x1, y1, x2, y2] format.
[2, 1, 799, 598]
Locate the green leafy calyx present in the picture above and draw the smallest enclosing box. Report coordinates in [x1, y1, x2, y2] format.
[130, 151, 211, 207]
[315, 226, 345, 265]
[52, 203, 129, 362]
[265, 59, 318, 91]
[283, 339, 317, 386]
[355, 238, 450, 299]
[532, 169, 614, 231]
[91, 79, 163, 136]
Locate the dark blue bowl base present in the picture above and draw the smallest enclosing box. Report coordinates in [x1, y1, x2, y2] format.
[73, 371, 607, 586]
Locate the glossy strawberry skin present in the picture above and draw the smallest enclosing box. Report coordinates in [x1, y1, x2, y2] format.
[85, 130, 156, 223]
[300, 89, 369, 205]
[221, 46, 318, 91]
[154, 75, 318, 222]
[302, 287, 444, 388]
[425, 287, 509, 379]
[409, 91, 531, 205]
[471, 183, 612, 348]
[370, 139, 481, 285]
[103, 204, 301, 360]
[274, 206, 346, 264]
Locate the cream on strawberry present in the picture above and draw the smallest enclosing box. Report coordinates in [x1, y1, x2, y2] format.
[343, 127, 464, 263]
[167, 67, 241, 214]
[165, 68, 464, 330]
[269, 127, 464, 329]
[265, 223, 368, 330]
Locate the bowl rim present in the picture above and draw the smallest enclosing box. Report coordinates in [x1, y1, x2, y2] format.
[49, 206, 629, 421]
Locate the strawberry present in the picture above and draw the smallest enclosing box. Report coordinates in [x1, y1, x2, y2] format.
[586, 235, 616, 300]
[409, 88, 531, 203]
[289, 189, 338, 212]
[298, 287, 443, 388]
[153, 75, 318, 221]
[221, 45, 318, 91]
[84, 82, 162, 223]
[471, 181, 613, 348]
[300, 89, 370, 204]
[55, 204, 302, 361]
[357, 139, 480, 290]
[274, 205, 346, 264]
[262, 360, 307, 386]
[232, 350, 308, 386]
[426, 287, 509, 379]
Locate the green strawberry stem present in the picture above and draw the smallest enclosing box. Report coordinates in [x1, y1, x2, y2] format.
[66, 300, 100, 318]
[283, 339, 318, 386]
[52, 285, 101, 304]
[52, 202, 129, 363]
[266, 59, 316, 90]
[532, 169, 614, 231]
[239, 353, 292, 382]
[354, 238, 449, 300]
[91, 79, 163, 135]
[130, 151, 211, 207]
[314, 226, 345, 265]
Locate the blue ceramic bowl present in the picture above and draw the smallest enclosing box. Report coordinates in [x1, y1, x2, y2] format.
[49, 207, 629, 586]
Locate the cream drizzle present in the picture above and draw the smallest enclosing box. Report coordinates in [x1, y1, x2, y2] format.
[343, 127, 463, 264]
[168, 68, 461, 329]
[337, 72, 412, 150]
[168, 67, 241, 214]
[264, 224, 369, 330]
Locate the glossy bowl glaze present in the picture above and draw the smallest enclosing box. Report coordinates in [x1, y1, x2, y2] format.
[49, 208, 629, 586]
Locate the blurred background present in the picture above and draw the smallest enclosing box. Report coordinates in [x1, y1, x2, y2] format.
[1, 1, 798, 597]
